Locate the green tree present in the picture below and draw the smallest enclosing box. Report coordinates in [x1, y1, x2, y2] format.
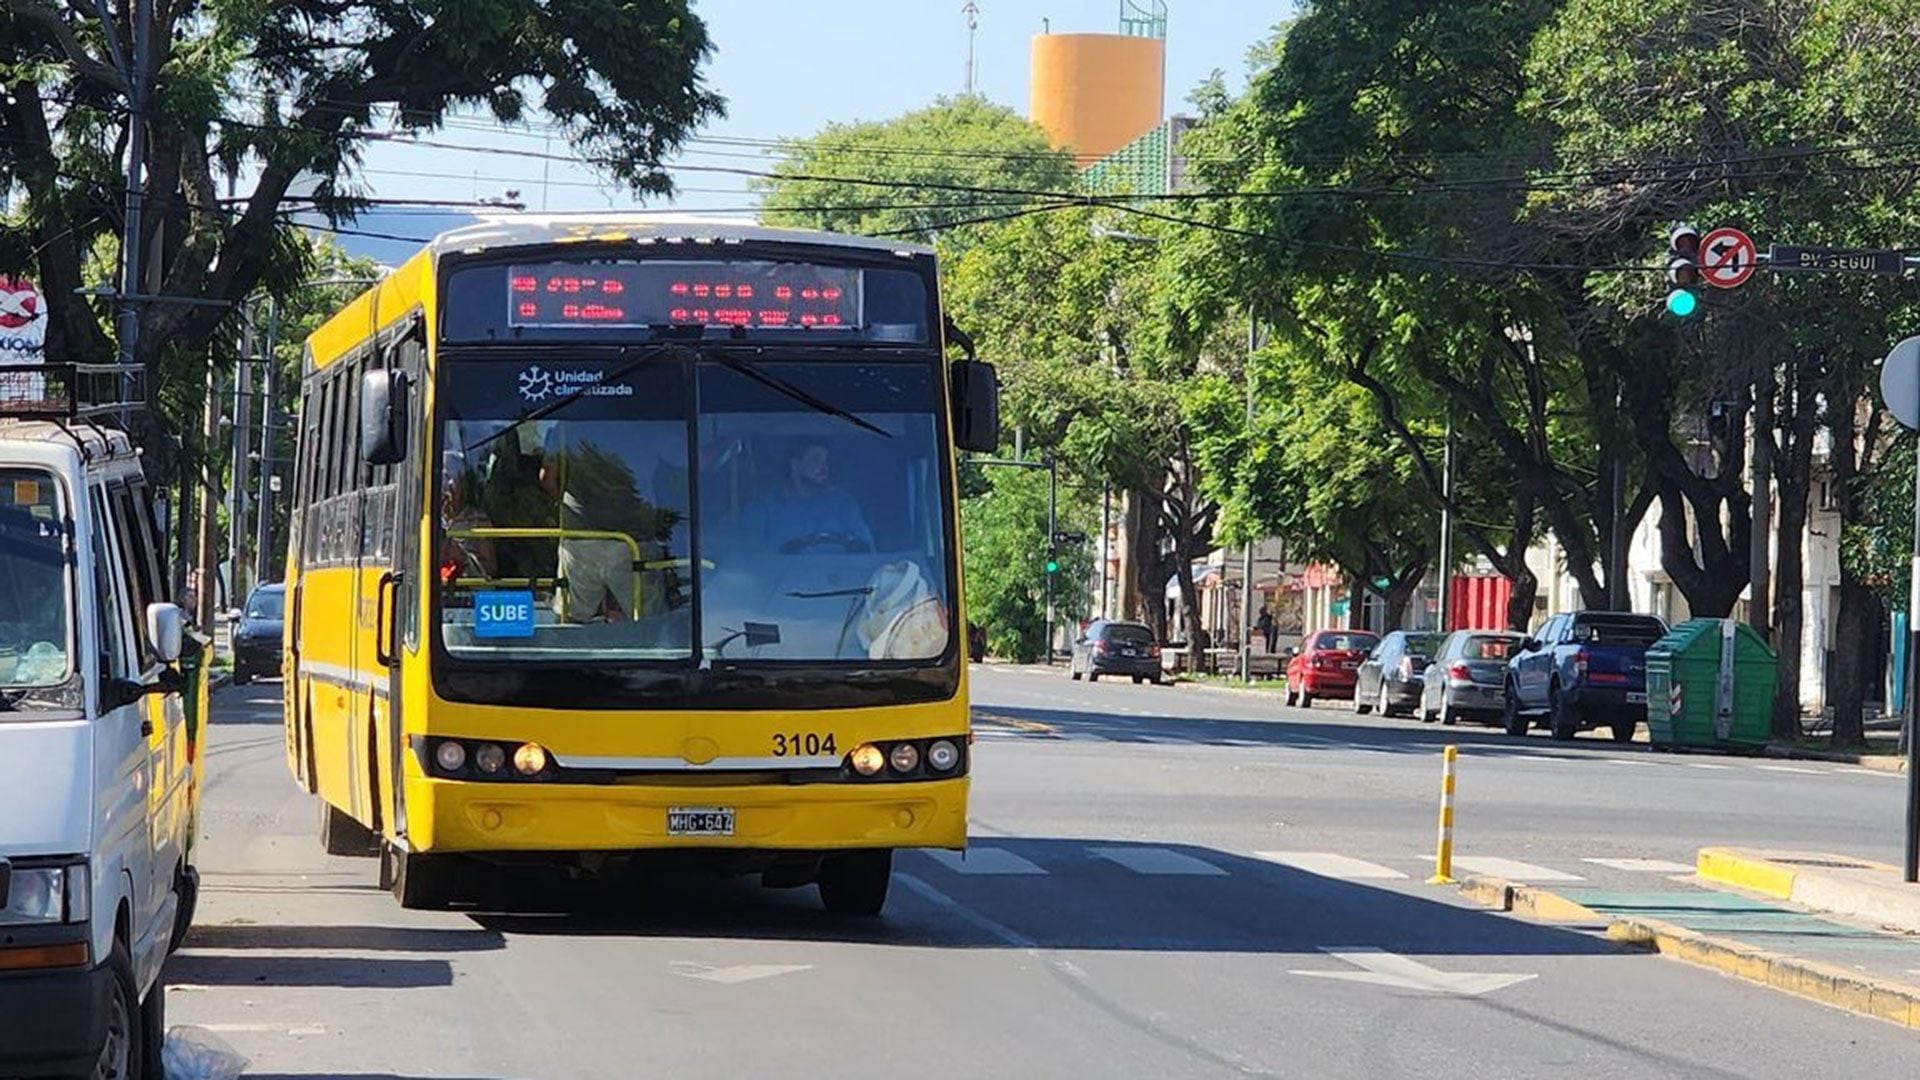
[1, 0, 723, 451]
[753, 97, 1076, 245]
[961, 465, 1092, 663]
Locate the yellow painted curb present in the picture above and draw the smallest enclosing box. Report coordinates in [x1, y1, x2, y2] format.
[1696, 847, 1797, 899]
[1612, 916, 1920, 1031]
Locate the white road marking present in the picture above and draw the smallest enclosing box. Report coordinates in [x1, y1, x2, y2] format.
[1607, 758, 1656, 767]
[1425, 855, 1584, 882]
[1290, 948, 1536, 996]
[1755, 764, 1823, 775]
[1254, 851, 1408, 880]
[1090, 846, 1228, 876]
[1058, 731, 1113, 743]
[1686, 762, 1734, 770]
[922, 847, 1048, 875]
[1580, 857, 1695, 873]
[1838, 767, 1900, 777]
[1128, 734, 1193, 745]
[196, 1023, 328, 1036]
[896, 872, 1037, 949]
[672, 962, 813, 985]
[1217, 738, 1270, 747]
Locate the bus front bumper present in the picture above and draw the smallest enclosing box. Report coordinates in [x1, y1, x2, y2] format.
[410, 775, 969, 854]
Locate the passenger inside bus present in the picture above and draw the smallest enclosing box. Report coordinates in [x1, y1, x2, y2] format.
[441, 451, 496, 579]
[540, 422, 684, 625]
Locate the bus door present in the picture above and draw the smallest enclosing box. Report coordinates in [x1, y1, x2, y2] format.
[378, 329, 426, 841]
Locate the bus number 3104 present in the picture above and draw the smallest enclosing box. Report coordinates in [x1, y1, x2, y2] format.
[772, 732, 837, 757]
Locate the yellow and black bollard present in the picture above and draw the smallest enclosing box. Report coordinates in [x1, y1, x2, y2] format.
[1428, 744, 1459, 884]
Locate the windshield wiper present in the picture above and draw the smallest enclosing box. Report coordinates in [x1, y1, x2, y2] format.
[697, 347, 891, 440]
[461, 342, 690, 456]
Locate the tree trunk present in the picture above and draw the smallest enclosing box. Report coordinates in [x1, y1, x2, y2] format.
[1770, 361, 1817, 741]
[1124, 488, 1163, 636]
[1347, 575, 1366, 630]
[1829, 575, 1881, 749]
[1383, 576, 1420, 631]
[1506, 565, 1539, 631]
[1174, 559, 1206, 670]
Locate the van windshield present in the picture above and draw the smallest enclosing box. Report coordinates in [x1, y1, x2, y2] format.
[0, 468, 71, 689]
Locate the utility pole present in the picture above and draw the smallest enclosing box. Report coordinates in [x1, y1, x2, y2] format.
[227, 320, 254, 606]
[962, 2, 980, 95]
[1099, 486, 1112, 618]
[252, 299, 280, 586]
[1239, 318, 1257, 683]
[195, 361, 219, 629]
[1045, 453, 1057, 665]
[1437, 418, 1455, 633]
[111, 0, 154, 420]
[1750, 380, 1773, 635]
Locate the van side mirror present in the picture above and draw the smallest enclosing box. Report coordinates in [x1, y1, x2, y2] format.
[146, 602, 184, 665]
[360, 369, 410, 466]
[950, 360, 1000, 453]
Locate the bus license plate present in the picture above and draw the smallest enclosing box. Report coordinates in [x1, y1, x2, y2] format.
[667, 807, 735, 836]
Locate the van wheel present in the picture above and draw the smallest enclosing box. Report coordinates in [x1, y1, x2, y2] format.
[389, 848, 458, 910]
[818, 850, 892, 917]
[322, 802, 380, 857]
[95, 938, 157, 1080]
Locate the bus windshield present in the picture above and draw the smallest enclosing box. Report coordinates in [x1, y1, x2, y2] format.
[435, 353, 951, 665]
[0, 468, 71, 689]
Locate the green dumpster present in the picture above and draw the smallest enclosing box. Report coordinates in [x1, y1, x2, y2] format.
[1644, 618, 1777, 750]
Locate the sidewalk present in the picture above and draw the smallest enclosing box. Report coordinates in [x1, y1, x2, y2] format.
[1463, 848, 1920, 1030]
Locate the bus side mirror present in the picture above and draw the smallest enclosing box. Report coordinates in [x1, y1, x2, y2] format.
[950, 360, 1000, 453]
[360, 369, 409, 466]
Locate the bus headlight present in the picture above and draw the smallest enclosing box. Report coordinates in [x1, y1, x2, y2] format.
[474, 743, 507, 775]
[514, 743, 549, 776]
[888, 743, 920, 774]
[926, 740, 960, 773]
[849, 743, 885, 776]
[434, 740, 468, 774]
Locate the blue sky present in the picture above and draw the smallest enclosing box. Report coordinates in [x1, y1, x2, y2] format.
[350, 1, 1289, 222]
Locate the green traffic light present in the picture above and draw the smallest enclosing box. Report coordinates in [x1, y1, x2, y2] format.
[1045, 559, 1059, 574]
[1666, 288, 1698, 317]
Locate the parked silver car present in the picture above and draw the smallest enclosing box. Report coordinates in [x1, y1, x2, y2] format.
[1420, 630, 1525, 725]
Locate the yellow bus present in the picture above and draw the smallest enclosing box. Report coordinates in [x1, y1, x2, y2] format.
[284, 216, 999, 913]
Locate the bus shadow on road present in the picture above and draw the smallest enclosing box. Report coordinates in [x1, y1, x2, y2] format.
[183, 922, 506, 954]
[978, 702, 1664, 761]
[466, 838, 1624, 962]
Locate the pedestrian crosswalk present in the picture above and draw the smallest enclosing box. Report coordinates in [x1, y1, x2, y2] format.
[912, 843, 1700, 887]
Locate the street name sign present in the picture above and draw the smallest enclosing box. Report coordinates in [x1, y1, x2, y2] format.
[1769, 245, 1905, 276]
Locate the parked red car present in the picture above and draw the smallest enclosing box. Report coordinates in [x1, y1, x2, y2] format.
[1284, 629, 1382, 707]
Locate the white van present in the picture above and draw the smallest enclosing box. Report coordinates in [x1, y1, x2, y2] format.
[0, 407, 201, 1079]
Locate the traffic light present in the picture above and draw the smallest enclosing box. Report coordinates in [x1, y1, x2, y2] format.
[1666, 223, 1701, 317]
[1044, 557, 1060, 574]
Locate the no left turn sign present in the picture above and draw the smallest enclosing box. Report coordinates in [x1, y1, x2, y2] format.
[1699, 227, 1757, 289]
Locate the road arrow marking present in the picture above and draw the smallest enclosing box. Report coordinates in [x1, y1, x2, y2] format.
[1289, 948, 1536, 996]
[671, 962, 813, 985]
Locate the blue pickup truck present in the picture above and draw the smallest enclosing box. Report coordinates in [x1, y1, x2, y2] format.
[1502, 612, 1668, 742]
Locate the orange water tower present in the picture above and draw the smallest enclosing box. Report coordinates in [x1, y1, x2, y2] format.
[1029, 31, 1166, 164]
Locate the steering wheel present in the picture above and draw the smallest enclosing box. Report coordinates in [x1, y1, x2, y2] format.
[778, 531, 872, 555]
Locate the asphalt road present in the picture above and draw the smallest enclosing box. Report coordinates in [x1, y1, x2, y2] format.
[166, 668, 1918, 1079]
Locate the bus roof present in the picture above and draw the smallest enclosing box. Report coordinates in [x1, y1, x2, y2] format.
[423, 214, 936, 259]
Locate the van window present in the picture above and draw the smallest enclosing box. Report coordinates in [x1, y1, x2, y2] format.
[110, 482, 163, 661]
[0, 469, 72, 687]
[88, 488, 133, 682]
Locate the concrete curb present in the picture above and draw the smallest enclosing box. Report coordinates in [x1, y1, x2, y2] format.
[1457, 874, 1605, 923]
[1457, 869, 1920, 1030]
[1606, 915, 1920, 1030]
[1765, 741, 1906, 773]
[1696, 847, 1920, 936]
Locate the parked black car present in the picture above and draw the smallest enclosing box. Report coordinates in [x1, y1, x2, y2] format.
[1069, 620, 1163, 684]
[1420, 630, 1524, 725]
[1354, 631, 1445, 718]
[230, 583, 285, 685]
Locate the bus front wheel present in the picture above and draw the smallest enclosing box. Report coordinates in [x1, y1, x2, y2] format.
[387, 847, 458, 910]
[818, 850, 892, 917]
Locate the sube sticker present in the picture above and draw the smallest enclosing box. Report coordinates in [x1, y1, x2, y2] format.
[473, 590, 536, 638]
